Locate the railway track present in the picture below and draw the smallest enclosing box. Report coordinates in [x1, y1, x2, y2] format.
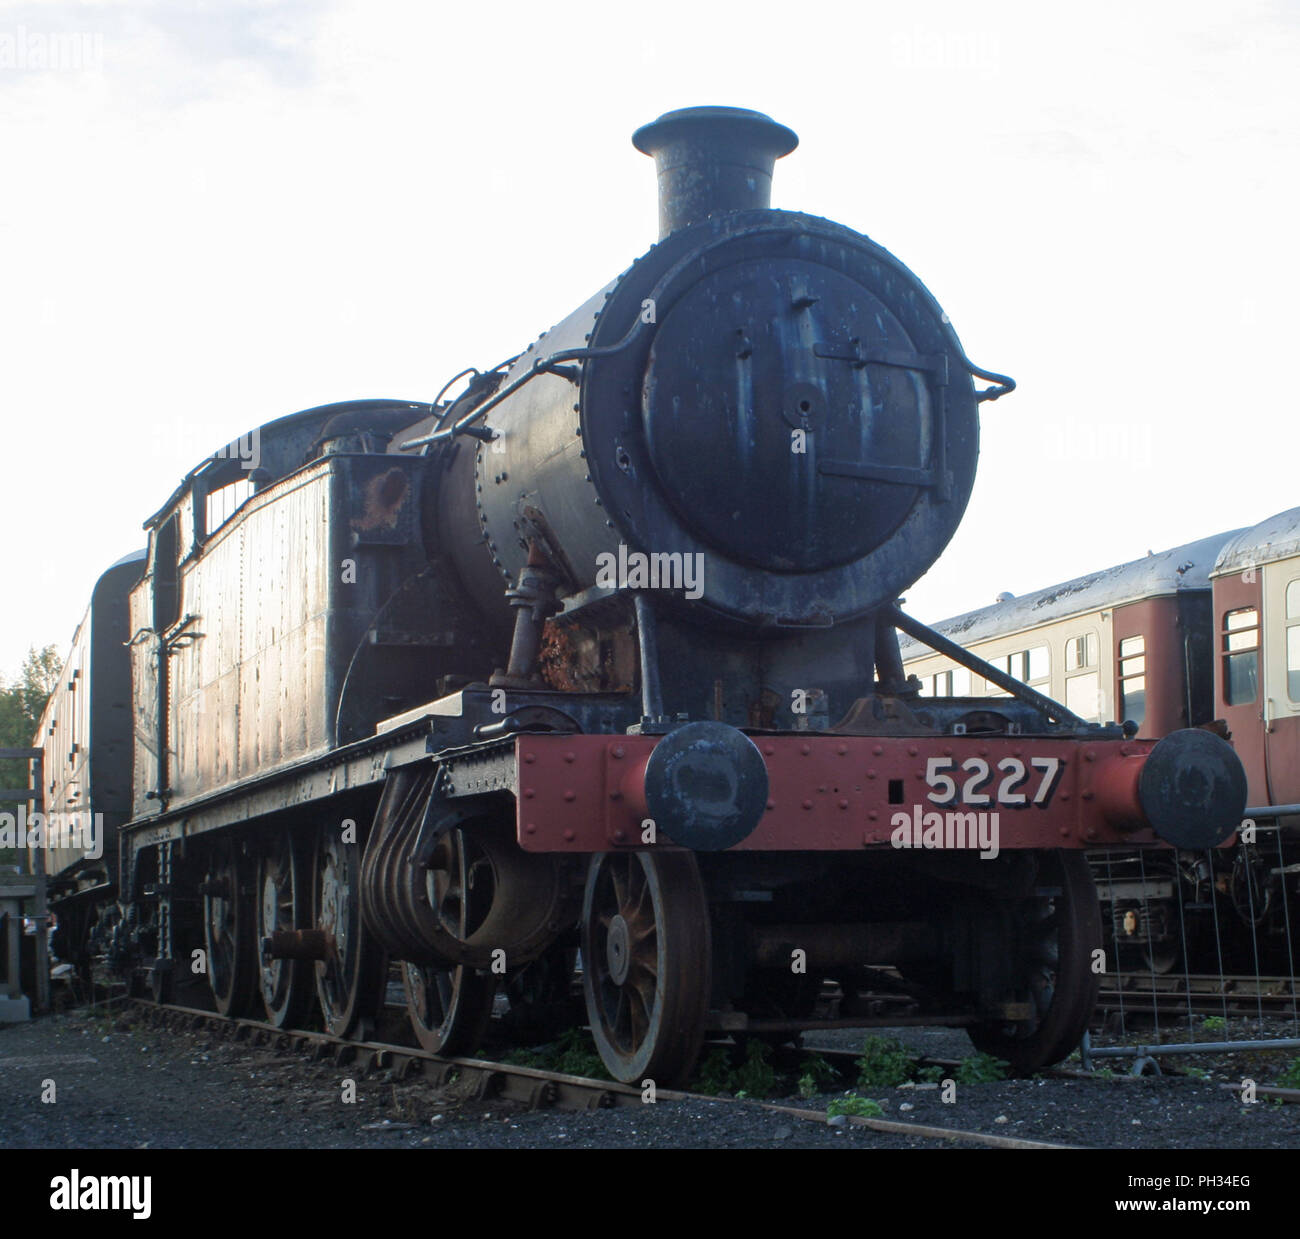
[1095, 973, 1300, 1020]
[125, 999, 1076, 1149]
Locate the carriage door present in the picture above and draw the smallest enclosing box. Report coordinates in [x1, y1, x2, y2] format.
[1262, 562, 1300, 808]
[1214, 570, 1267, 807]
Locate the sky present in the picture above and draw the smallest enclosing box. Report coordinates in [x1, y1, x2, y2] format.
[1, 0, 1297, 679]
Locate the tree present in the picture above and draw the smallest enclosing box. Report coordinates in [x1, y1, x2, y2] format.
[0, 644, 63, 875]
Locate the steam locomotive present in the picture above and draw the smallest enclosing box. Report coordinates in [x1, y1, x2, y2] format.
[34, 107, 1247, 1085]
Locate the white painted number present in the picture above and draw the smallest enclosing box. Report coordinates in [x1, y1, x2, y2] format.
[925, 754, 1061, 806]
[996, 757, 1028, 805]
[960, 757, 992, 805]
[925, 757, 956, 804]
[1029, 757, 1061, 805]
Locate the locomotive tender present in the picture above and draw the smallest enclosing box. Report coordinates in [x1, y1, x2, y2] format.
[35, 108, 1248, 1084]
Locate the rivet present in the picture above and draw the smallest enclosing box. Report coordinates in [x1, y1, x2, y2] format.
[563, 790, 576, 802]
[836, 744, 847, 756]
[866, 770, 877, 779]
[802, 799, 813, 810]
[524, 822, 536, 834]
[523, 753, 535, 764]
[613, 829, 626, 842]
[765, 800, 775, 810]
[1084, 752, 1095, 762]
[838, 799, 849, 810]
[868, 810, 878, 821]
[564, 751, 576, 763]
[563, 828, 576, 842]
[523, 788, 535, 799]
[801, 743, 811, 756]
[907, 745, 918, 757]
[763, 744, 775, 756]
[612, 745, 625, 759]
[872, 745, 884, 756]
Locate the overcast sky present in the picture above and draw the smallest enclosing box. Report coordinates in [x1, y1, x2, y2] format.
[1, 0, 1296, 680]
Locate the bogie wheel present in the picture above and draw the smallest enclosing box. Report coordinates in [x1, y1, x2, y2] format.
[314, 826, 385, 1039]
[257, 830, 316, 1028]
[203, 838, 257, 1018]
[581, 851, 711, 1088]
[402, 827, 497, 1054]
[967, 850, 1102, 1074]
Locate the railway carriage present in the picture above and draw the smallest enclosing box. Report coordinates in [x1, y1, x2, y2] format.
[902, 511, 1300, 976]
[30, 108, 1248, 1084]
[898, 530, 1235, 735]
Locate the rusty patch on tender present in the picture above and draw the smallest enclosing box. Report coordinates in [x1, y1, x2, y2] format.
[354, 467, 410, 531]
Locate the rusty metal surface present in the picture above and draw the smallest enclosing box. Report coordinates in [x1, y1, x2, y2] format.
[514, 732, 1234, 853]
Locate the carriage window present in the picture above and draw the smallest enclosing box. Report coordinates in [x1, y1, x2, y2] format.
[1119, 634, 1146, 730]
[1027, 645, 1049, 682]
[998, 645, 1050, 686]
[1288, 625, 1300, 702]
[1287, 581, 1300, 701]
[1066, 671, 1101, 720]
[985, 654, 1011, 697]
[1223, 607, 1259, 706]
[917, 667, 972, 697]
[1065, 633, 1097, 671]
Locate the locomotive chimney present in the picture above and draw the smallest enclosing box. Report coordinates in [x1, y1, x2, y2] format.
[633, 106, 799, 239]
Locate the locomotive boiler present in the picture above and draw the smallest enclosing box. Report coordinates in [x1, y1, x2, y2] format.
[42, 108, 1248, 1086]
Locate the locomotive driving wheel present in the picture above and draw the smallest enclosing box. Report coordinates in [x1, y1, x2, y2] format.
[581, 851, 711, 1088]
[967, 850, 1101, 1074]
[203, 838, 256, 1018]
[313, 826, 385, 1039]
[256, 831, 315, 1028]
[402, 826, 497, 1054]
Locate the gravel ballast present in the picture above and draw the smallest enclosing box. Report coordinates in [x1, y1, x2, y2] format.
[3, 1006, 1300, 1150]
